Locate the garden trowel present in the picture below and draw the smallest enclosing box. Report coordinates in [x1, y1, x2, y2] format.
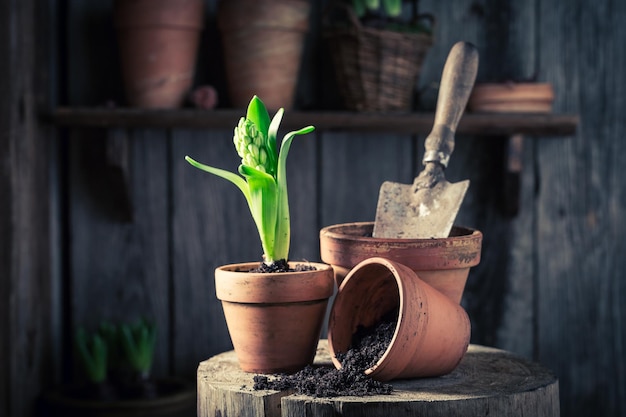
[372, 41, 479, 239]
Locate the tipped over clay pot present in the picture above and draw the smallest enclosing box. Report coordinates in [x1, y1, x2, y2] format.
[327, 257, 471, 381]
[319, 222, 482, 304]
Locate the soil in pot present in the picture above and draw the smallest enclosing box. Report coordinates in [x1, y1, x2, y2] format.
[253, 312, 396, 398]
[216, 261, 335, 374]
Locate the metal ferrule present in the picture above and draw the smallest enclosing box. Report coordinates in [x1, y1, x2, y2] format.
[423, 150, 450, 168]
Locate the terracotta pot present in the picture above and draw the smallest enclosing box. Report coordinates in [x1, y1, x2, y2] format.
[319, 222, 482, 304]
[114, 0, 204, 108]
[468, 82, 555, 113]
[215, 261, 334, 374]
[328, 257, 471, 381]
[40, 377, 196, 417]
[217, 0, 311, 110]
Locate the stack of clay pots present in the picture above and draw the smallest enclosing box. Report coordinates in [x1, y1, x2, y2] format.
[320, 221, 482, 381]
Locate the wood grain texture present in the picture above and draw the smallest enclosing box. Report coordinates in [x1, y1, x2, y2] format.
[198, 341, 559, 417]
[0, 1, 55, 417]
[50, 108, 579, 135]
[320, 132, 415, 226]
[69, 129, 170, 377]
[536, 0, 626, 415]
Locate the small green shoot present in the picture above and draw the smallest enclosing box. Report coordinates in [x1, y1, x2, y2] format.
[75, 327, 108, 384]
[119, 319, 156, 379]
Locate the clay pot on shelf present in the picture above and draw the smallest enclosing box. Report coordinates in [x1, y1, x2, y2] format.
[113, 0, 204, 108]
[327, 257, 471, 381]
[215, 261, 335, 374]
[217, 0, 311, 110]
[319, 222, 482, 304]
[468, 82, 555, 113]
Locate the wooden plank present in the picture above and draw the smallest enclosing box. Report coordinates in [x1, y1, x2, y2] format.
[319, 132, 415, 227]
[0, 1, 55, 417]
[69, 128, 170, 377]
[50, 107, 579, 135]
[197, 341, 559, 417]
[536, 0, 626, 416]
[170, 128, 255, 377]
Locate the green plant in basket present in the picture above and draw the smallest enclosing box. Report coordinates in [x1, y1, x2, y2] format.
[185, 96, 315, 267]
[347, 0, 433, 34]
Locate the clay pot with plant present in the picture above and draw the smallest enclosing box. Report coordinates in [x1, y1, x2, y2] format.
[41, 320, 195, 417]
[185, 96, 334, 374]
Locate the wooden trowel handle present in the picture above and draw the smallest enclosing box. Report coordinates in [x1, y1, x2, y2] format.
[423, 41, 479, 168]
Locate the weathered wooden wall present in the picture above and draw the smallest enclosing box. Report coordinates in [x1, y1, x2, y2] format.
[0, 1, 56, 417]
[2, 0, 626, 416]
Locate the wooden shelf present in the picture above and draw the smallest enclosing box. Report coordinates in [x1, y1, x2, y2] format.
[50, 107, 579, 136]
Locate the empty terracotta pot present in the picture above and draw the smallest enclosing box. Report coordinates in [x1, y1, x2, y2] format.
[468, 82, 555, 113]
[215, 261, 334, 374]
[319, 222, 482, 304]
[327, 257, 471, 381]
[217, 0, 311, 110]
[114, 0, 204, 108]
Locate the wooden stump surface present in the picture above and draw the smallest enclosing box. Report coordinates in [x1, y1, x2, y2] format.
[197, 340, 559, 417]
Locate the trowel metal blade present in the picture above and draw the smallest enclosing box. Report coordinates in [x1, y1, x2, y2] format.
[373, 179, 470, 239]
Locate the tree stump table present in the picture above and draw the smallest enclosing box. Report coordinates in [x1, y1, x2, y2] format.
[197, 340, 559, 417]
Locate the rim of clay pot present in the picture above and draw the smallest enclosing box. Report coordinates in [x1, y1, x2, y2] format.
[468, 83, 555, 113]
[215, 261, 335, 304]
[320, 222, 482, 270]
[471, 82, 554, 97]
[217, 0, 311, 32]
[114, 0, 205, 30]
[327, 257, 470, 381]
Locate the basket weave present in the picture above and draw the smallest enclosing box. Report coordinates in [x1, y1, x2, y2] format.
[324, 10, 433, 112]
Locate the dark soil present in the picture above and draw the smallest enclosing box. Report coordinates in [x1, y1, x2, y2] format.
[253, 311, 398, 397]
[250, 259, 317, 273]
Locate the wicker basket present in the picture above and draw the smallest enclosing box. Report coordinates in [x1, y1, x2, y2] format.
[324, 7, 434, 112]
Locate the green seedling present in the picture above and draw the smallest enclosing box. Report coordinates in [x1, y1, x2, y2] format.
[119, 319, 156, 379]
[75, 327, 108, 384]
[185, 95, 315, 265]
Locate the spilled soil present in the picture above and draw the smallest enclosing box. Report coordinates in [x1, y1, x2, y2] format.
[253, 312, 397, 397]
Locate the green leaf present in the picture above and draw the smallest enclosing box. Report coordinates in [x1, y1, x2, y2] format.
[383, 0, 402, 17]
[120, 320, 156, 376]
[246, 95, 271, 137]
[352, 0, 366, 17]
[75, 327, 107, 383]
[266, 108, 284, 177]
[364, 0, 379, 10]
[239, 165, 279, 262]
[273, 125, 315, 261]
